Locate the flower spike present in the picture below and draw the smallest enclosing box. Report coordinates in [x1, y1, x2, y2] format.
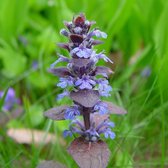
[43, 13, 127, 168]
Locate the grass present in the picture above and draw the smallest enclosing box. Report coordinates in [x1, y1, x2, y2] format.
[0, 0, 168, 167]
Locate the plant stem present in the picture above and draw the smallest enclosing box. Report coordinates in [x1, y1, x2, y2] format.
[83, 107, 90, 130]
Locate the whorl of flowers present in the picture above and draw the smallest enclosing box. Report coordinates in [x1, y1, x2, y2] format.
[44, 14, 126, 143]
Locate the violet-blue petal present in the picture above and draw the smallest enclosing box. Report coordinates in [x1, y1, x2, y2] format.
[88, 29, 107, 39]
[60, 29, 69, 36]
[0, 88, 19, 111]
[75, 78, 83, 86]
[79, 82, 92, 89]
[57, 77, 73, 88]
[57, 90, 69, 100]
[96, 53, 113, 63]
[71, 46, 93, 58]
[93, 30, 107, 38]
[50, 54, 70, 68]
[75, 75, 96, 90]
[94, 101, 108, 115]
[97, 79, 112, 97]
[63, 130, 72, 138]
[71, 120, 85, 130]
[107, 121, 115, 128]
[74, 27, 82, 34]
[141, 66, 151, 77]
[64, 106, 80, 120]
[70, 126, 84, 135]
[104, 128, 115, 139]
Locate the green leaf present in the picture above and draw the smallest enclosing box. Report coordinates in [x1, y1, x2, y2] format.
[0, 41, 26, 78]
[0, 0, 28, 41]
[104, 0, 135, 51]
[29, 105, 44, 127]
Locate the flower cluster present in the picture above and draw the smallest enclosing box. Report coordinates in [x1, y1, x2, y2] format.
[63, 115, 115, 141]
[47, 13, 115, 141]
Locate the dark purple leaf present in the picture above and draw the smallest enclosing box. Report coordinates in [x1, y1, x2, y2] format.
[104, 101, 127, 115]
[57, 43, 70, 51]
[0, 106, 23, 126]
[44, 106, 69, 120]
[94, 66, 113, 76]
[68, 137, 110, 168]
[48, 67, 71, 77]
[70, 90, 100, 108]
[70, 34, 83, 43]
[73, 14, 85, 26]
[91, 40, 104, 46]
[37, 161, 67, 168]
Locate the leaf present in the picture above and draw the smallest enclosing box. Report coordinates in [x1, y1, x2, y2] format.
[91, 40, 104, 46]
[70, 34, 83, 43]
[7, 128, 65, 145]
[29, 105, 44, 127]
[104, 101, 127, 115]
[0, 106, 23, 126]
[70, 90, 100, 108]
[48, 67, 71, 77]
[68, 137, 110, 168]
[0, 0, 28, 40]
[44, 106, 69, 120]
[37, 161, 67, 168]
[104, 0, 135, 51]
[93, 66, 114, 76]
[73, 14, 85, 25]
[57, 43, 70, 51]
[154, 0, 168, 56]
[91, 113, 109, 127]
[28, 71, 52, 89]
[71, 58, 94, 71]
[0, 42, 27, 78]
[72, 58, 92, 67]
[71, 58, 94, 75]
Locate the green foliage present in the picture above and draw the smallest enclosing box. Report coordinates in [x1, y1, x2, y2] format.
[0, 0, 168, 167]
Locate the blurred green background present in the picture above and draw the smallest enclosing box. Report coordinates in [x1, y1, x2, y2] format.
[0, 0, 168, 167]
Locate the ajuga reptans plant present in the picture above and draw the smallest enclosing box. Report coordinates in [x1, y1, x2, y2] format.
[44, 13, 127, 168]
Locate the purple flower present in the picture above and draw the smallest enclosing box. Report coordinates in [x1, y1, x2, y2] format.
[31, 60, 39, 70]
[64, 105, 81, 120]
[103, 128, 116, 139]
[94, 101, 108, 114]
[75, 75, 96, 89]
[95, 53, 113, 63]
[46, 14, 118, 144]
[96, 120, 115, 140]
[0, 88, 20, 111]
[70, 46, 94, 58]
[57, 90, 70, 100]
[97, 79, 112, 97]
[63, 130, 73, 137]
[64, 116, 115, 141]
[57, 77, 74, 88]
[141, 66, 151, 77]
[85, 128, 100, 142]
[92, 30, 107, 38]
[74, 27, 83, 34]
[60, 29, 69, 37]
